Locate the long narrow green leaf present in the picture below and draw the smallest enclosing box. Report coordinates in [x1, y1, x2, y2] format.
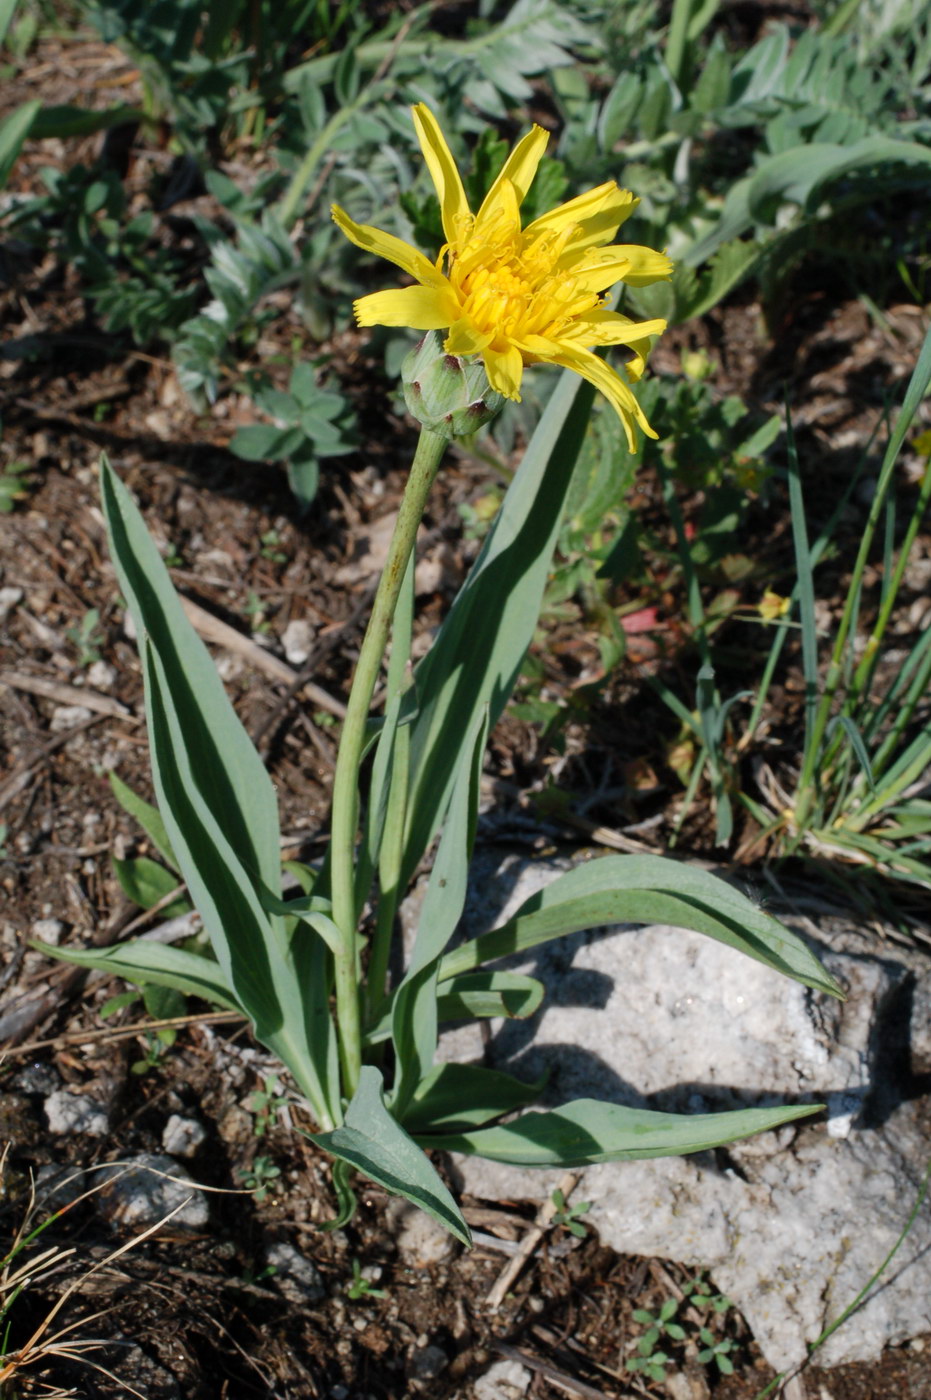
[144, 643, 339, 1126]
[391, 708, 489, 1118]
[0, 101, 39, 191]
[785, 410, 819, 764]
[401, 371, 596, 889]
[364, 971, 545, 1045]
[310, 1066, 471, 1245]
[422, 1098, 822, 1166]
[38, 940, 240, 1011]
[100, 456, 281, 894]
[439, 856, 842, 997]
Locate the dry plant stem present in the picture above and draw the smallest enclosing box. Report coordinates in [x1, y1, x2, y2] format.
[330, 426, 447, 1100]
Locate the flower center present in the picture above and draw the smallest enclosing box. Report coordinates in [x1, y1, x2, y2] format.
[447, 219, 602, 346]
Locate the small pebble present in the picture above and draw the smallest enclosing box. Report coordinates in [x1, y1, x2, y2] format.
[386, 1198, 458, 1267]
[161, 1114, 207, 1159]
[408, 1344, 448, 1382]
[94, 1153, 208, 1229]
[0, 587, 23, 624]
[266, 1241, 326, 1303]
[31, 918, 64, 945]
[281, 617, 315, 666]
[87, 660, 116, 690]
[50, 704, 92, 732]
[45, 1090, 109, 1137]
[473, 1358, 532, 1399]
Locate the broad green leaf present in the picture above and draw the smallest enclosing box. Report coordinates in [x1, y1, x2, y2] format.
[0, 101, 39, 191]
[401, 370, 596, 889]
[38, 939, 240, 1011]
[100, 457, 281, 893]
[424, 1098, 822, 1166]
[108, 771, 178, 870]
[310, 1066, 471, 1245]
[230, 423, 301, 462]
[111, 855, 189, 918]
[400, 1063, 546, 1134]
[439, 855, 842, 997]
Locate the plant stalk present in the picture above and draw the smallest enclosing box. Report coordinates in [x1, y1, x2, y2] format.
[330, 426, 447, 1099]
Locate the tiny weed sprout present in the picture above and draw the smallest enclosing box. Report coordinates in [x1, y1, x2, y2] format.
[41, 108, 841, 1248]
[550, 1188, 591, 1238]
[346, 1260, 387, 1302]
[239, 1157, 281, 1204]
[246, 1077, 289, 1138]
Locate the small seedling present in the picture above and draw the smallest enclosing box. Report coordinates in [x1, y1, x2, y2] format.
[244, 590, 271, 634]
[346, 1258, 386, 1301]
[259, 529, 287, 564]
[550, 1186, 592, 1238]
[697, 1326, 736, 1374]
[626, 1298, 686, 1381]
[684, 1270, 732, 1314]
[67, 608, 105, 667]
[244, 1076, 288, 1137]
[239, 1155, 281, 1202]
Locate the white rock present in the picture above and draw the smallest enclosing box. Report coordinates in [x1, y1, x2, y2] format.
[94, 1153, 208, 1228]
[50, 704, 92, 732]
[443, 853, 931, 1372]
[0, 586, 23, 624]
[161, 1114, 207, 1159]
[281, 617, 315, 666]
[87, 660, 116, 691]
[473, 1358, 531, 1399]
[45, 1090, 109, 1137]
[266, 1242, 325, 1302]
[386, 1197, 458, 1267]
[31, 917, 64, 945]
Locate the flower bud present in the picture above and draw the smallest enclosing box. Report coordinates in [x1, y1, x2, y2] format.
[402, 332, 506, 438]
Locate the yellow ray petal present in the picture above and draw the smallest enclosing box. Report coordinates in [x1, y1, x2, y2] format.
[445, 318, 495, 355]
[620, 336, 653, 382]
[354, 285, 459, 329]
[523, 184, 638, 253]
[476, 123, 550, 224]
[563, 244, 673, 292]
[607, 244, 674, 287]
[411, 104, 471, 245]
[332, 204, 446, 288]
[482, 343, 524, 400]
[563, 310, 667, 348]
[549, 346, 657, 450]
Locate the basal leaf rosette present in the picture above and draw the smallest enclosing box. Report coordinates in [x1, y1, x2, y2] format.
[332, 105, 672, 449]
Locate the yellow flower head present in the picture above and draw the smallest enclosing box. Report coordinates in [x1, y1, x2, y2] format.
[332, 105, 673, 450]
[759, 589, 792, 621]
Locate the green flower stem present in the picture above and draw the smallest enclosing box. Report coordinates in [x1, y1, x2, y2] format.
[330, 426, 447, 1100]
